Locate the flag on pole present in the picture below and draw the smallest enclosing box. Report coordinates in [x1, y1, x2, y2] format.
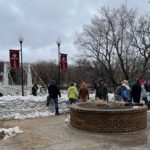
[9, 49, 20, 69]
[60, 53, 68, 71]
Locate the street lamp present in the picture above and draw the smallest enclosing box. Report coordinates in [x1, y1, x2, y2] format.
[18, 36, 24, 96]
[56, 38, 61, 88]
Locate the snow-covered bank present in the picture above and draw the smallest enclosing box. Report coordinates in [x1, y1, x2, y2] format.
[0, 91, 70, 120]
[0, 90, 113, 120]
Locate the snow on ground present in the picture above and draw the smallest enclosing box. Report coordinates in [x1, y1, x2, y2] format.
[0, 90, 114, 121]
[0, 126, 23, 140]
[0, 90, 104, 140]
[1, 91, 149, 141]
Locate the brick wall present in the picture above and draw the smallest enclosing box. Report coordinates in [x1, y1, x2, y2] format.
[70, 105, 147, 133]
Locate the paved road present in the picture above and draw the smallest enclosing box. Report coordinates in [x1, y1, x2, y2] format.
[0, 113, 150, 150]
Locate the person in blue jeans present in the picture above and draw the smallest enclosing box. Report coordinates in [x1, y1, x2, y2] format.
[47, 80, 61, 115]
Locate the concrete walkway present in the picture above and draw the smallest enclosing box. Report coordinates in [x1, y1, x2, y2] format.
[0, 112, 150, 150]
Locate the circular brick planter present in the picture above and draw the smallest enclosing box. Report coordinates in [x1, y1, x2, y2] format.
[70, 103, 147, 133]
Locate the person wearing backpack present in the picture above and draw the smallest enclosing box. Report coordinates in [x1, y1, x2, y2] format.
[114, 85, 122, 101]
[145, 81, 150, 93]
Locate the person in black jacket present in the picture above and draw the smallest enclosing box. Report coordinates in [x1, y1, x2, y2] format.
[47, 80, 61, 115]
[131, 80, 141, 103]
[96, 79, 108, 100]
[32, 83, 38, 96]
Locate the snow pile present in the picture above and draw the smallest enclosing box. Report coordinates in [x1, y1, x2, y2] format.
[0, 90, 96, 120]
[14, 111, 55, 120]
[65, 114, 70, 123]
[0, 90, 113, 120]
[108, 93, 115, 101]
[0, 91, 70, 120]
[0, 126, 23, 140]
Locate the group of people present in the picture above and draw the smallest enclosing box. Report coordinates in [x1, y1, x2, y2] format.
[32, 79, 109, 115]
[115, 79, 150, 108]
[32, 81, 61, 115]
[67, 82, 89, 104]
[46, 80, 90, 115]
[32, 78, 150, 115]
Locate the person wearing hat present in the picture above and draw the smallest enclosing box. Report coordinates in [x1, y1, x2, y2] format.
[47, 80, 61, 115]
[32, 83, 39, 96]
[78, 82, 89, 102]
[120, 80, 131, 102]
[67, 82, 78, 104]
[95, 79, 108, 100]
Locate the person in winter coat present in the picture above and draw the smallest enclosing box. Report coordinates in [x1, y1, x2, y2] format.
[67, 82, 78, 104]
[32, 83, 39, 96]
[144, 80, 150, 92]
[120, 80, 131, 103]
[96, 79, 108, 100]
[140, 79, 150, 108]
[47, 80, 61, 115]
[114, 85, 122, 101]
[131, 80, 141, 103]
[79, 82, 89, 102]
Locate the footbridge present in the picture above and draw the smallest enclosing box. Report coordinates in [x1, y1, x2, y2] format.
[0, 62, 32, 96]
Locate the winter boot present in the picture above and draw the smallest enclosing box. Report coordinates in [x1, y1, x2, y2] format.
[46, 102, 49, 106]
[55, 111, 60, 115]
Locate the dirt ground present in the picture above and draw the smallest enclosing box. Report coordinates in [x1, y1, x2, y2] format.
[0, 113, 150, 150]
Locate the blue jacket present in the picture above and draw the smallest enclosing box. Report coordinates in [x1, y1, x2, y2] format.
[120, 86, 131, 102]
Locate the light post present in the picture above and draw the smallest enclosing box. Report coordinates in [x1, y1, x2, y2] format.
[18, 36, 24, 96]
[56, 38, 61, 88]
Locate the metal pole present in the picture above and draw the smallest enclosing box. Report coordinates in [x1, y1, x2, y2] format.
[58, 43, 60, 88]
[20, 41, 24, 96]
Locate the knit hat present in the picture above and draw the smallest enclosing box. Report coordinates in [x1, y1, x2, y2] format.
[139, 79, 145, 84]
[121, 80, 128, 85]
[80, 82, 88, 88]
[70, 82, 74, 86]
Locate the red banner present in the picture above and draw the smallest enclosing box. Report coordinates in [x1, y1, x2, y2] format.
[60, 53, 68, 71]
[9, 50, 20, 69]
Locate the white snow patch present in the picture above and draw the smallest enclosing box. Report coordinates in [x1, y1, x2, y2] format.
[0, 126, 23, 140]
[0, 91, 114, 120]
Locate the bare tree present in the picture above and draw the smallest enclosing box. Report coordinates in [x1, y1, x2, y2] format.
[129, 15, 150, 77]
[75, 4, 150, 84]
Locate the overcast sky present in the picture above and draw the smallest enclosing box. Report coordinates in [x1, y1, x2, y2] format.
[0, 0, 149, 64]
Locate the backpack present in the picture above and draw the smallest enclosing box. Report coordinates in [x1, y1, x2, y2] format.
[145, 84, 150, 92]
[114, 86, 121, 96]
